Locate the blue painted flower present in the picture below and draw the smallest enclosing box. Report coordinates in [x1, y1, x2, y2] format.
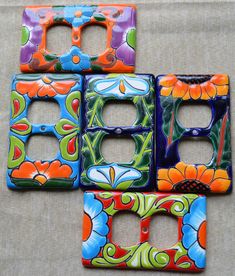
[87, 163, 141, 189]
[94, 75, 150, 98]
[64, 6, 96, 27]
[82, 193, 109, 260]
[182, 197, 207, 269]
[59, 46, 91, 72]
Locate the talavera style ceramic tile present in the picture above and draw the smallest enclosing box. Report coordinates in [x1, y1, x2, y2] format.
[81, 74, 155, 191]
[20, 5, 136, 73]
[156, 74, 232, 194]
[7, 74, 82, 189]
[82, 191, 207, 272]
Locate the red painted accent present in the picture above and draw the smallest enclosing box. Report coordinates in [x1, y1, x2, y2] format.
[167, 111, 174, 146]
[72, 98, 80, 115]
[13, 99, 20, 116]
[62, 124, 74, 131]
[67, 136, 77, 155]
[13, 146, 22, 160]
[11, 123, 29, 131]
[216, 111, 228, 166]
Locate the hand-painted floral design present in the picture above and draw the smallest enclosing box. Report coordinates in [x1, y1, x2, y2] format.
[60, 46, 91, 72]
[111, 7, 136, 66]
[83, 192, 206, 272]
[159, 74, 229, 100]
[21, 9, 43, 64]
[55, 118, 79, 161]
[82, 193, 109, 259]
[87, 163, 141, 189]
[20, 5, 136, 73]
[64, 6, 96, 27]
[182, 197, 206, 269]
[10, 160, 73, 188]
[16, 75, 76, 98]
[93, 74, 149, 98]
[158, 162, 231, 193]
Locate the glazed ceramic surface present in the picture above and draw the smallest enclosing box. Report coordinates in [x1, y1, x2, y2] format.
[82, 191, 207, 272]
[156, 74, 232, 194]
[20, 5, 136, 73]
[7, 74, 82, 189]
[81, 74, 155, 191]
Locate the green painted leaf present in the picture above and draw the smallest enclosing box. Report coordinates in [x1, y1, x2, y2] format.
[66, 91, 81, 120]
[11, 91, 26, 119]
[44, 54, 58, 61]
[93, 13, 106, 21]
[160, 96, 185, 147]
[10, 118, 32, 136]
[177, 262, 191, 269]
[173, 242, 188, 263]
[210, 112, 231, 169]
[60, 132, 78, 161]
[98, 192, 113, 199]
[55, 118, 79, 136]
[11, 178, 73, 188]
[8, 136, 25, 169]
[55, 62, 62, 71]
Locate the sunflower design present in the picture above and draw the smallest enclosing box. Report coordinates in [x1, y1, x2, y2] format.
[159, 74, 228, 100]
[16, 75, 76, 98]
[158, 162, 231, 193]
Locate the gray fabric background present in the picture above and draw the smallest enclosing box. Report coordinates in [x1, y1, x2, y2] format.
[0, 0, 234, 275]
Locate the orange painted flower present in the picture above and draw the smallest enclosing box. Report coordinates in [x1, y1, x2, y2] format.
[159, 74, 229, 100]
[158, 162, 231, 193]
[16, 75, 76, 98]
[11, 160, 72, 185]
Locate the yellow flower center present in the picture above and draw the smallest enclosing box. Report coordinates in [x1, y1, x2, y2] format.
[75, 11, 82, 17]
[34, 174, 47, 185]
[109, 166, 115, 184]
[119, 80, 126, 94]
[72, 55, 80, 64]
[42, 76, 52, 84]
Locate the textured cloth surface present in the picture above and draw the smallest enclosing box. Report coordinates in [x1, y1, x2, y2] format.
[0, 1, 234, 275]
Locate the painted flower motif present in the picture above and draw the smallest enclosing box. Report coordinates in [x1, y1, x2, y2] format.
[159, 74, 229, 100]
[16, 75, 76, 98]
[111, 7, 136, 66]
[93, 75, 149, 98]
[182, 197, 206, 269]
[82, 193, 109, 259]
[55, 118, 80, 162]
[21, 9, 43, 64]
[60, 46, 91, 72]
[158, 162, 231, 193]
[11, 160, 72, 186]
[87, 163, 141, 189]
[64, 6, 96, 27]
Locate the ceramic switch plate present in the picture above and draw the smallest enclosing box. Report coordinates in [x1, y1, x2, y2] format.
[80, 74, 155, 191]
[7, 74, 82, 189]
[156, 74, 232, 194]
[20, 5, 136, 73]
[82, 191, 207, 272]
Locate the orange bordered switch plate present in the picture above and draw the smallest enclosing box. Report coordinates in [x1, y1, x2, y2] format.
[20, 5, 136, 73]
[82, 191, 207, 272]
